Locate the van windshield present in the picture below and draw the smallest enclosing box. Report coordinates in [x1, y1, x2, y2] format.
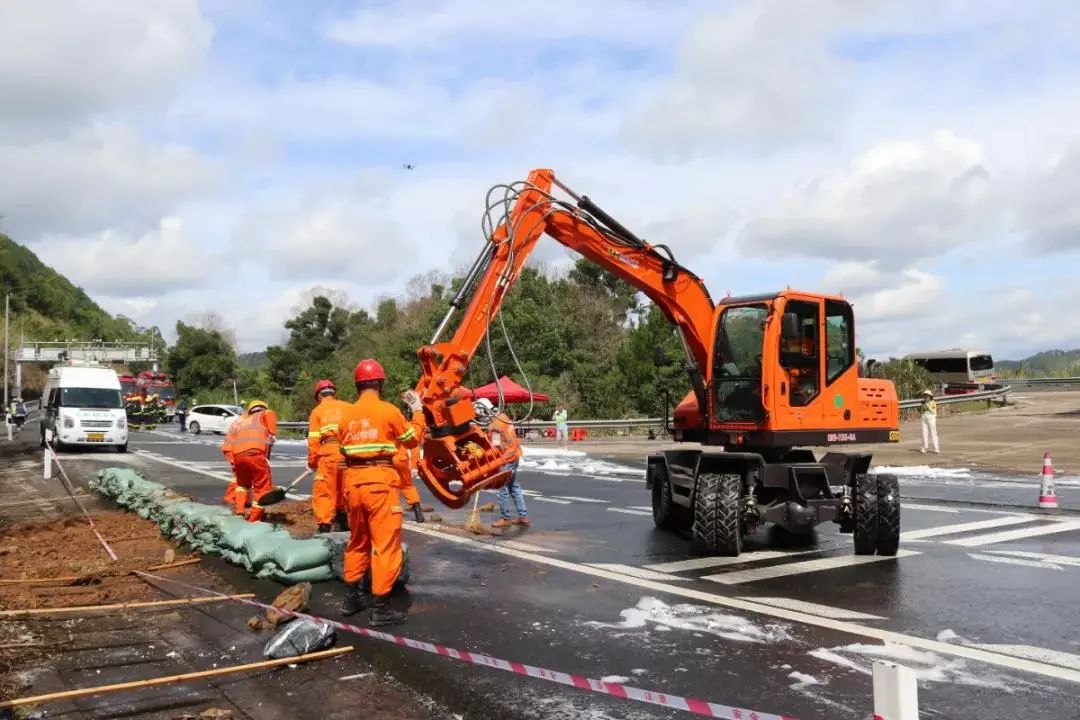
[60, 387, 122, 409]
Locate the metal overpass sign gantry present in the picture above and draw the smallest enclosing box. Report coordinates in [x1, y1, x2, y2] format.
[14, 341, 158, 365]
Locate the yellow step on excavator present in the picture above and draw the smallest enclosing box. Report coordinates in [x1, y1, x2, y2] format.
[412, 169, 901, 558]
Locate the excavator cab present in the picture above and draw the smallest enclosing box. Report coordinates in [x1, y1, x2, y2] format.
[673, 291, 898, 447]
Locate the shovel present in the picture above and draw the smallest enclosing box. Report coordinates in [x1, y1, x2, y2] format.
[258, 468, 312, 506]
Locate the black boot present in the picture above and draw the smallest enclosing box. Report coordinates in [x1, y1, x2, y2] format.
[342, 582, 374, 617]
[316, 523, 332, 534]
[332, 510, 349, 532]
[369, 594, 406, 627]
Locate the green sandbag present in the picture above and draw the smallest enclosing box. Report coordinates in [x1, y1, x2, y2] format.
[243, 529, 293, 568]
[272, 537, 332, 572]
[256, 563, 333, 584]
[219, 521, 276, 551]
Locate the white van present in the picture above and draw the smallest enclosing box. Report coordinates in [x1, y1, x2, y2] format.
[40, 364, 128, 452]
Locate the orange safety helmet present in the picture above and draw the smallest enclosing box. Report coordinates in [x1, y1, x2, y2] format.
[354, 358, 386, 384]
[313, 379, 336, 400]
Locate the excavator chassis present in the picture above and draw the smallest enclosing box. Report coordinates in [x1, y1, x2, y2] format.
[646, 448, 900, 558]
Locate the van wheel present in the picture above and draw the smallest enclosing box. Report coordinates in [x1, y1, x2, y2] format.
[189, 421, 201, 435]
[115, 443, 128, 453]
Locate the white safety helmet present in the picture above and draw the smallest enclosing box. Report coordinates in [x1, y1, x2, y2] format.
[473, 398, 495, 418]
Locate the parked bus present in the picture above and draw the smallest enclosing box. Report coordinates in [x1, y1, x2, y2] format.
[905, 349, 995, 386]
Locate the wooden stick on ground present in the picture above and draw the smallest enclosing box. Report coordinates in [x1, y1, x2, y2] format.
[0, 645, 354, 708]
[0, 593, 255, 617]
[145, 558, 201, 572]
[0, 576, 83, 586]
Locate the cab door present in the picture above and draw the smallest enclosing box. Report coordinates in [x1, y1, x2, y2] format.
[821, 299, 858, 429]
[775, 298, 823, 429]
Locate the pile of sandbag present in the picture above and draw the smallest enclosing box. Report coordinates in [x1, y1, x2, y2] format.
[91, 468, 334, 584]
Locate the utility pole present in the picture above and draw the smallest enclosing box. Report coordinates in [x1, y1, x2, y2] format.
[3, 294, 9, 412]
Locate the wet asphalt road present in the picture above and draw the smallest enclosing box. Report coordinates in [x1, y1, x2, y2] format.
[50, 425, 1080, 720]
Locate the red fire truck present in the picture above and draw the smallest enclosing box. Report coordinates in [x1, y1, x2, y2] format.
[137, 371, 177, 421]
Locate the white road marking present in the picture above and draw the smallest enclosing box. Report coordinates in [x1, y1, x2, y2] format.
[705, 550, 921, 585]
[554, 496, 610, 504]
[971, 645, 1080, 672]
[627, 506, 652, 511]
[645, 549, 822, 574]
[587, 563, 693, 581]
[988, 550, 1080, 567]
[607, 507, 652, 516]
[401, 523, 1080, 684]
[734, 596, 885, 621]
[533, 497, 572, 505]
[132, 449, 309, 501]
[899, 516, 1031, 540]
[968, 553, 1063, 570]
[947, 519, 1080, 547]
[900, 503, 960, 513]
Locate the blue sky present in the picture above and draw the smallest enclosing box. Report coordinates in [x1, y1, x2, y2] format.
[1, 1, 1079, 360]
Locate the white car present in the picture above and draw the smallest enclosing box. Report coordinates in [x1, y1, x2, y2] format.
[187, 404, 244, 435]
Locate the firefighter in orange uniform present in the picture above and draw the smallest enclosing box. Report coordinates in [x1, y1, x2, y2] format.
[221, 400, 276, 522]
[338, 359, 424, 625]
[393, 442, 423, 511]
[307, 379, 352, 533]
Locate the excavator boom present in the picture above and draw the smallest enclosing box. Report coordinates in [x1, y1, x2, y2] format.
[413, 169, 716, 507]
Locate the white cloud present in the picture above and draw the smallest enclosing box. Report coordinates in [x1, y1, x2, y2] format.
[33, 216, 212, 298]
[325, 0, 697, 50]
[0, 123, 217, 239]
[0, 1, 212, 137]
[622, 1, 869, 156]
[740, 131, 997, 265]
[1015, 140, 1080, 253]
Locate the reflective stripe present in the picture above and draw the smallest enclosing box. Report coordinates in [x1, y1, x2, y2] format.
[341, 443, 397, 455]
[235, 487, 249, 494]
[307, 432, 321, 439]
[397, 427, 416, 442]
[320, 423, 340, 433]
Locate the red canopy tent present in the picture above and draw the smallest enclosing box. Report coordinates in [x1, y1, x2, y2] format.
[466, 376, 550, 404]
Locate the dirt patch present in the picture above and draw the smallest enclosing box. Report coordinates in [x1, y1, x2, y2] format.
[262, 499, 318, 538]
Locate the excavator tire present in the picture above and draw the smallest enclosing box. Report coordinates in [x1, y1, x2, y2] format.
[692, 473, 742, 556]
[853, 473, 878, 555]
[875, 474, 901, 556]
[650, 464, 682, 531]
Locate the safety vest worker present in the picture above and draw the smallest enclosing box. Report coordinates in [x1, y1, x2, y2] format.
[307, 379, 353, 533]
[222, 400, 276, 522]
[393, 444, 423, 509]
[337, 358, 424, 626]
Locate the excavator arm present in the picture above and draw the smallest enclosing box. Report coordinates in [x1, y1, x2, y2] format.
[413, 168, 716, 508]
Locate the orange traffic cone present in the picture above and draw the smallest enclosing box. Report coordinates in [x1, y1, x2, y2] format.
[1038, 452, 1059, 509]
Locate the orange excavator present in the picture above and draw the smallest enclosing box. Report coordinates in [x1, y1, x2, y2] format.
[413, 169, 901, 557]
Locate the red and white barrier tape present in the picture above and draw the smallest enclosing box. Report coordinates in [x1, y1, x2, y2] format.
[136, 570, 796, 720]
[45, 441, 118, 561]
[48, 446, 795, 720]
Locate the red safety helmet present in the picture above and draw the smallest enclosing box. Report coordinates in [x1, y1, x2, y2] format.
[354, 358, 386, 384]
[313, 379, 336, 400]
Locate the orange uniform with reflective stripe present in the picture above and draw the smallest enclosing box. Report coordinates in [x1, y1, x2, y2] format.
[307, 396, 353, 525]
[487, 413, 519, 457]
[393, 445, 422, 506]
[339, 391, 424, 595]
[221, 411, 276, 522]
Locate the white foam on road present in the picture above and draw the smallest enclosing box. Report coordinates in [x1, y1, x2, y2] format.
[519, 446, 644, 479]
[589, 596, 792, 644]
[873, 465, 974, 479]
[811, 642, 1014, 690]
[600, 675, 631, 684]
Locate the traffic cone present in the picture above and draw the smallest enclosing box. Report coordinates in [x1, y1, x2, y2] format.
[1038, 452, 1059, 509]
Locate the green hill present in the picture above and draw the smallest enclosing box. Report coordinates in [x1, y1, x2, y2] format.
[0, 233, 139, 343]
[997, 349, 1080, 378]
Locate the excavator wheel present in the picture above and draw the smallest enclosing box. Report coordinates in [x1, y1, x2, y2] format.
[692, 473, 742, 557]
[649, 462, 682, 531]
[875, 474, 901, 556]
[853, 473, 878, 555]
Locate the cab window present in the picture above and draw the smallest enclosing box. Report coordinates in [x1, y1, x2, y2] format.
[825, 300, 855, 384]
[779, 300, 820, 407]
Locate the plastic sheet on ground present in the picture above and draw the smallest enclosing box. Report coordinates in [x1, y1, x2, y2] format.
[264, 618, 336, 659]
